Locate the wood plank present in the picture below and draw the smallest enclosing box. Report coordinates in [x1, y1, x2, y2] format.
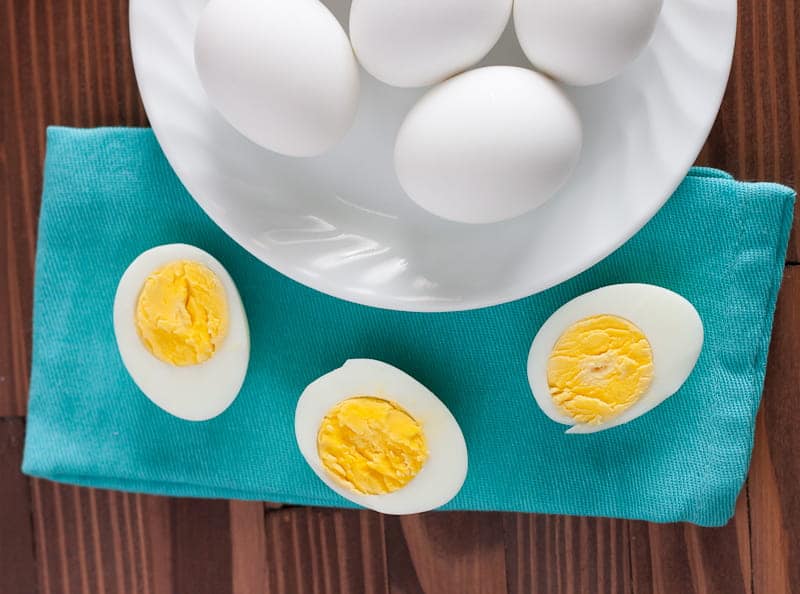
[29, 484, 173, 594]
[750, 266, 800, 593]
[0, 0, 35, 417]
[695, 0, 800, 260]
[628, 491, 752, 594]
[0, 418, 38, 594]
[503, 515, 631, 594]
[263, 507, 388, 594]
[141, 493, 174, 594]
[384, 512, 507, 594]
[171, 498, 232, 594]
[28, 485, 234, 594]
[0, 138, 28, 418]
[231, 501, 268, 594]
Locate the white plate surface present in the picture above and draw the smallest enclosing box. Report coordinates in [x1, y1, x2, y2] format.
[130, 0, 736, 312]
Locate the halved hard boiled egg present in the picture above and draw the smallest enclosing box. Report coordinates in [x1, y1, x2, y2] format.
[113, 244, 250, 421]
[295, 359, 468, 514]
[528, 284, 703, 434]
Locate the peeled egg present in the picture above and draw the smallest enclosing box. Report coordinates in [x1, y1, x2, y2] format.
[514, 0, 664, 86]
[527, 284, 703, 434]
[295, 359, 468, 514]
[395, 66, 582, 224]
[349, 0, 512, 88]
[194, 0, 360, 157]
[113, 244, 250, 421]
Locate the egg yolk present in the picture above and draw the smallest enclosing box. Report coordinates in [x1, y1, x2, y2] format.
[135, 260, 228, 366]
[547, 315, 654, 425]
[317, 397, 428, 495]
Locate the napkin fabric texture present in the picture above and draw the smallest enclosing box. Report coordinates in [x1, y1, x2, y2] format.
[23, 127, 796, 526]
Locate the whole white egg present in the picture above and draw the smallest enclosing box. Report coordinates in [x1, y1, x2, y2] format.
[394, 66, 582, 224]
[528, 284, 703, 434]
[194, 0, 360, 157]
[349, 0, 512, 88]
[295, 359, 468, 514]
[113, 244, 250, 421]
[514, 0, 664, 86]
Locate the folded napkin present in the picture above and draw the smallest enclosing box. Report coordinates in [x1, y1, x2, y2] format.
[23, 127, 795, 526]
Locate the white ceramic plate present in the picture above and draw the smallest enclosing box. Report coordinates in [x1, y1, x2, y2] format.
[130, 0, 736, 312]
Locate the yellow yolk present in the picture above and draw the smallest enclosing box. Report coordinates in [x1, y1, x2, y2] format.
[317, 397, 428, 495]
[547, 315, 654, 425]
[135, 260, 228, 366]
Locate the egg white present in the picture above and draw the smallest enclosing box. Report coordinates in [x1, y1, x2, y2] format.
[113, 244, 250, 421]
[295, 359, 468, 514]
[527, 284, 703, 434]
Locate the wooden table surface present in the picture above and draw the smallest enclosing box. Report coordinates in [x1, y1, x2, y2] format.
[2, 1, 799, 593]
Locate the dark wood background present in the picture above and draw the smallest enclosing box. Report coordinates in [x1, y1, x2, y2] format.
[2, 1, 798, 592]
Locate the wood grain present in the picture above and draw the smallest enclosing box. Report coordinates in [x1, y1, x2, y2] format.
[750, 266, 800, 593]
[503, 515, 631, 594]
[0, 419, 37, 594]
[1, 0, 799, 593]
[29, 485, 175, 594]
[695, 0, 800, 260]
[26, 487, 239, 594]
[263, 507, 388, 594]
[384, 512, 508, 594]
[172, 499, 232, 594]
[231, 501, 268, 594]
[629, 492, 752, 594]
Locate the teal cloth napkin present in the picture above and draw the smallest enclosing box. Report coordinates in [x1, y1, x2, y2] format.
[23, 127, 795, 526]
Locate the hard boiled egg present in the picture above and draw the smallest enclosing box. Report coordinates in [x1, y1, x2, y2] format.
[349, 0, 512, 88]
[514, 0, 664, 86]
[113, 244, 250, 421]
[295, 359, 468, 514]
[527, 284, 703, 434]
[194, 0, 360, 157]
[394, 66, 582, 224]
